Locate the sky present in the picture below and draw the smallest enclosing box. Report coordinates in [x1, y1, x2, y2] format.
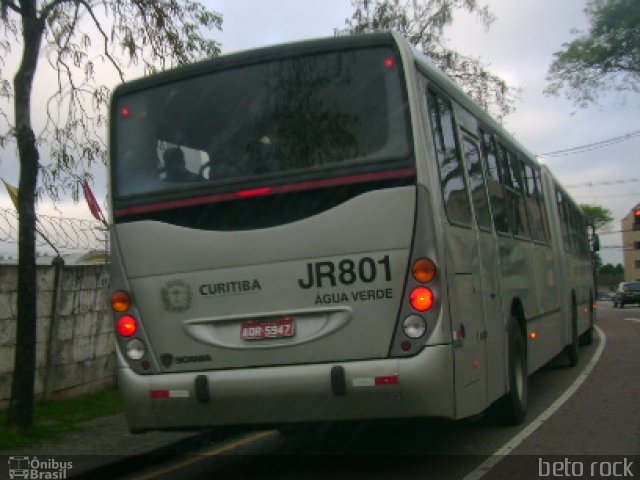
[0, 0, 638, 264]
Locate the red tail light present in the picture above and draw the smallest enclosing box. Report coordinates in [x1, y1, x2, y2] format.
[117, 315, 138, 337]
[410, 287, 434, 312]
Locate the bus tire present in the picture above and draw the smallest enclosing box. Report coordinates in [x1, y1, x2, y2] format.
[564, 302, 579, 367]
[495, 322, 528, 425]
[580, 327, 594, 346]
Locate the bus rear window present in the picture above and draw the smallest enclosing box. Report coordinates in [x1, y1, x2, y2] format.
[112, 46, 411, 198]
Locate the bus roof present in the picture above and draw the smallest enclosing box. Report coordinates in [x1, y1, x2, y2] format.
[112, 32, 400, 98]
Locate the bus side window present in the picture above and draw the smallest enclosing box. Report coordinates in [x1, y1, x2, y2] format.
[569, 202, 583, 256]
[426, 90, 472, 225]
[582, 217, 590, 258]
[534, 170, 551, 242]
[497, 143, 530, 238]
[480, 130, 510, 234]
[557, 190, 572, 253]
[524, 163, 547, 242]
[512, 154, 531, 239]
[462, 136, 492, 231]
[576, 215, 588, 258]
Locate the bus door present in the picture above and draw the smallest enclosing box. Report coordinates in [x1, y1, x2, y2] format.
[460, 132, 505, 406]
[426, 89, 487, 418]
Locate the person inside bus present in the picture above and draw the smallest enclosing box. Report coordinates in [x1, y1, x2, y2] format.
[162, 147, 201, 182]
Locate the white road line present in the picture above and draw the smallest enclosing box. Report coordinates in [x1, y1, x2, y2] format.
[463, 325, 607, 480]
[624, 318, 640, 323]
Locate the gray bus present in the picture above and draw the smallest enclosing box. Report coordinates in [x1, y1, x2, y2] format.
[109, 32, 595, 432]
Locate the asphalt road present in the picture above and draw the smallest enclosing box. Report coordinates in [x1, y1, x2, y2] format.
[99, 302, 639, 480]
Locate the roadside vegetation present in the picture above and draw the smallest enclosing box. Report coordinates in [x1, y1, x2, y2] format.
[0, 389, 122, 450]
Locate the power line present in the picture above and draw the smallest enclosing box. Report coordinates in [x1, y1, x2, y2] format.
[573, 193, 639, 199]
[599, 229, 638, 236]
[565, 178, 640, 188]
[537, 129, 640, 158]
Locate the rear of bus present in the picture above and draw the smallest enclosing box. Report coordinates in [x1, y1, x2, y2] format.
[109, 33, 453, 432]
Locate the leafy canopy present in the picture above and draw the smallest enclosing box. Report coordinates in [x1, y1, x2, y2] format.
[546, 0, 640, 107]
[580, 203, 614, 230]
[342, 0, 518, 119]
[0, 0, 222, 200]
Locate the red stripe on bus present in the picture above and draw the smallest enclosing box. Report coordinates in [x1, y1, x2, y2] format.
[114, 167, 416, 218]
[375, 375, 400, 386]
[235, 187, 274, 198]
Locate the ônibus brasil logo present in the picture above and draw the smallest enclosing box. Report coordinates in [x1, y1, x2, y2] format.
[8, 456, 73, 479]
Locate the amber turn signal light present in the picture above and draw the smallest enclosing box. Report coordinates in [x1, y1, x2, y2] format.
[412, 258, 437, 283]
[111, 290, 131, 313]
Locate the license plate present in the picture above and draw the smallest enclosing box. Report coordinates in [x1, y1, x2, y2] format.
[240, 316, 296, 340]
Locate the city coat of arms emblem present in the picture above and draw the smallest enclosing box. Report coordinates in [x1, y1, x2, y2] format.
[161, 279, 192, 312]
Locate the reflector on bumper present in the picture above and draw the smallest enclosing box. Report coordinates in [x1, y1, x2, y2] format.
[150, 390, 190, 398]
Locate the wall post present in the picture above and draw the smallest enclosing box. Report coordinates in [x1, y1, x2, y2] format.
[43, 255, 65, 401]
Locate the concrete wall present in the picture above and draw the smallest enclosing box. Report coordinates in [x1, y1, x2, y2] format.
[0, 263, 114, 408]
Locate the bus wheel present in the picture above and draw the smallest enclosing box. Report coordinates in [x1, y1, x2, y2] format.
[495, 322, 528, 425]
[564, 303, 579, 367]
[580, 323, 594, 346]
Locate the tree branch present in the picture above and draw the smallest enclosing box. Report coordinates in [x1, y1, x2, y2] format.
[1, 0, 21, 18]
[58, 2, 81, 52]
[77, 0, 125, 82]
[38, 0, 77, 22]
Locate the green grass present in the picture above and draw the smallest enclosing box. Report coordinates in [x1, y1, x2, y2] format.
[0, 388, 123, 450]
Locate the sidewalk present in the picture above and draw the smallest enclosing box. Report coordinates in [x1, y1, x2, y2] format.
[2, 412, 206, 478]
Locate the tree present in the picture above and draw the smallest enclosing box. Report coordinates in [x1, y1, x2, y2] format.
[546, 0, 640, 107]
[580, 203, 613, 273]
[599, 263, 623, 275]
[0, 0, 221, 430]
[580, 203, 614, 231]
[342, 0, 518, 119]
[598, 262, 624, 291]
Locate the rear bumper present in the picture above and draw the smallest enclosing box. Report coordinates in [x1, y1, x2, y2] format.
[617, 296, 640, 305]
[622, 297, 640, 304]
[117, 345, 455, 432]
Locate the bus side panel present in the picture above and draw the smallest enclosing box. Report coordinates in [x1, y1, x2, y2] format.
[527, 242, 565, 373]
[575, 261, 594, 337]
[540, 167, 574, 354]
[442, 222, 488, 419]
